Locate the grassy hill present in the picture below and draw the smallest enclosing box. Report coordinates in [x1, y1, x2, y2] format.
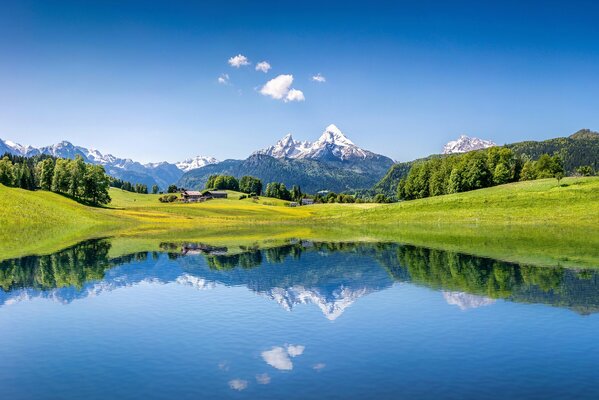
[1, 177, 598, 267]
[375, 129, 599, 196]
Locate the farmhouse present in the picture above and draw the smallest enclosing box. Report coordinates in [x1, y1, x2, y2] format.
[301, 198, 315, 205]
[180, 190, 204, 202]
[206, 190, 228, 199]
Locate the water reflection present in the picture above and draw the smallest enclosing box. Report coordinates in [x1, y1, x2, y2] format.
[1, 239, 598, 316]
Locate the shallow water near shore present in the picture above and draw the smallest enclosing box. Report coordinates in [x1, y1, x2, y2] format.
[1, 239, 599, 399]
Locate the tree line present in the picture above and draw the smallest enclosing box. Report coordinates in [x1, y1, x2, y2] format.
[110, 178, 150, 194]
[204, 174, 263, 195]
[203, 174, 393, 203]
[0, 154, 112, 205]
[397, 147, 566, 201]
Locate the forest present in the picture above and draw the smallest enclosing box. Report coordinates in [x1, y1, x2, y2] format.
[0, 154, 112, 205]
[397, 147, 566, 200]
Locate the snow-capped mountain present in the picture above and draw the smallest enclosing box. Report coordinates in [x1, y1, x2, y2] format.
[443, 135, 496, 154]
[266, 285, 372, 320]
[254, 133, 312, 159]
[176, 155, 220, 172]
[0, 138, 219, 189]
[254, 124, 381, 162]
[442, 291, 496, 310]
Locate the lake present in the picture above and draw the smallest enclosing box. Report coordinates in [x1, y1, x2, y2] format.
[1, 239, 599, 399]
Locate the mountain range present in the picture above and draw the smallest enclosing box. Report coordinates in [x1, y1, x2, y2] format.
[0, 138, 219, 189]
[1, 125, 500, 192]
[177, 124, 396, 193]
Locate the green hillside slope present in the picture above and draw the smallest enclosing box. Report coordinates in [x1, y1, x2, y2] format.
[376, 129, 599, 196]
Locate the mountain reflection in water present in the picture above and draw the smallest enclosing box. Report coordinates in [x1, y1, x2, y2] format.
[1, 238, 598, 317]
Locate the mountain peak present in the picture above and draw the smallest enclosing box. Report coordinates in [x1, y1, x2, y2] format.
[325, 124, 342, 135]
[317, 124, 355, 147]
[570, 129, 599, 140]
[443, 135, 496, 154]
[175, 155, 220, 172]
[253, 124, 384, 162]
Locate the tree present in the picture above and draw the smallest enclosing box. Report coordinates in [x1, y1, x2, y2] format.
[519, 160, 537, 181]
[551, 155, 565, 181]
[167, 184, 178, 193]
[52, 159, 70, 193]
[374, 193, 391, 203]
[38, 158, 55, 190]
[535, 154, 555, 178]
[290, 185, 302, 201]
[152, 185, 159, 194]
[265, 182, 291, 200]
[208, 175, 239, 191]
[68, 156, 86, 197]
[82, 164, 111, 205]
[0, 156, 14, 186]
[135, 183, 148, 194]
[448, 165, 465, 194]
[463, 152, 491, 190]
[576, 165, 595, 176]
[493, 163, 511, 185]
[239, 176, 262, 195]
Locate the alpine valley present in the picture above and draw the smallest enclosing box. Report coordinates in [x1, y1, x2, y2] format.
[3, 126, 598, 194]
[0, 124, 398, 193]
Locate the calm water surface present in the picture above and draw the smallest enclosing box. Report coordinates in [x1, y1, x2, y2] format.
[1, 240, 599, 399]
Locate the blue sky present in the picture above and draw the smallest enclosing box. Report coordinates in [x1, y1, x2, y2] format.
[1, 0, 598, 163]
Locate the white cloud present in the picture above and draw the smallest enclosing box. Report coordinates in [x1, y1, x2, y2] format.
[217, 73, 230, 85]
[285, 89, 305, 102]
[228, 54, 250, 68]
[256, 373, 271, 384]
[260, 74, 293, 100]
[228, 379, 248, 391]
[260, 74, 305, 102]
[286, 344, 305, 357]
[261, 344, 306, 370]
[255, 61, 271, 73]
[313, 363, 326, 371]
[312, 73, 326, 83]
[262, 346, 293, 370]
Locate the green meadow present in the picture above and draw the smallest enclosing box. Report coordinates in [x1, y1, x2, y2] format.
[1, 177, 598, 268]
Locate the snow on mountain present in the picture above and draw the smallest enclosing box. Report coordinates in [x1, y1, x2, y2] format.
[443, 291, 496, 310]
[266, 285, 371, 320]
[0, 137, 219, 188]
[176, 155, 220, 172]
[254, 124, 379, 162]
[442, 135, 496, 154]
[253, 133, 312, 159]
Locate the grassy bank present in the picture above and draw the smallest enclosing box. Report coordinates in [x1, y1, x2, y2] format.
[1, 177, 598, 267]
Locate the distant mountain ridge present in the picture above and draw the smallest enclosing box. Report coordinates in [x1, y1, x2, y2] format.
[0, 138, 219, 189]
[178, 124, 395, 193]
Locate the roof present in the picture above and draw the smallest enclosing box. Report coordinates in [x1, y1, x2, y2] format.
[183, 190, 203, 196]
